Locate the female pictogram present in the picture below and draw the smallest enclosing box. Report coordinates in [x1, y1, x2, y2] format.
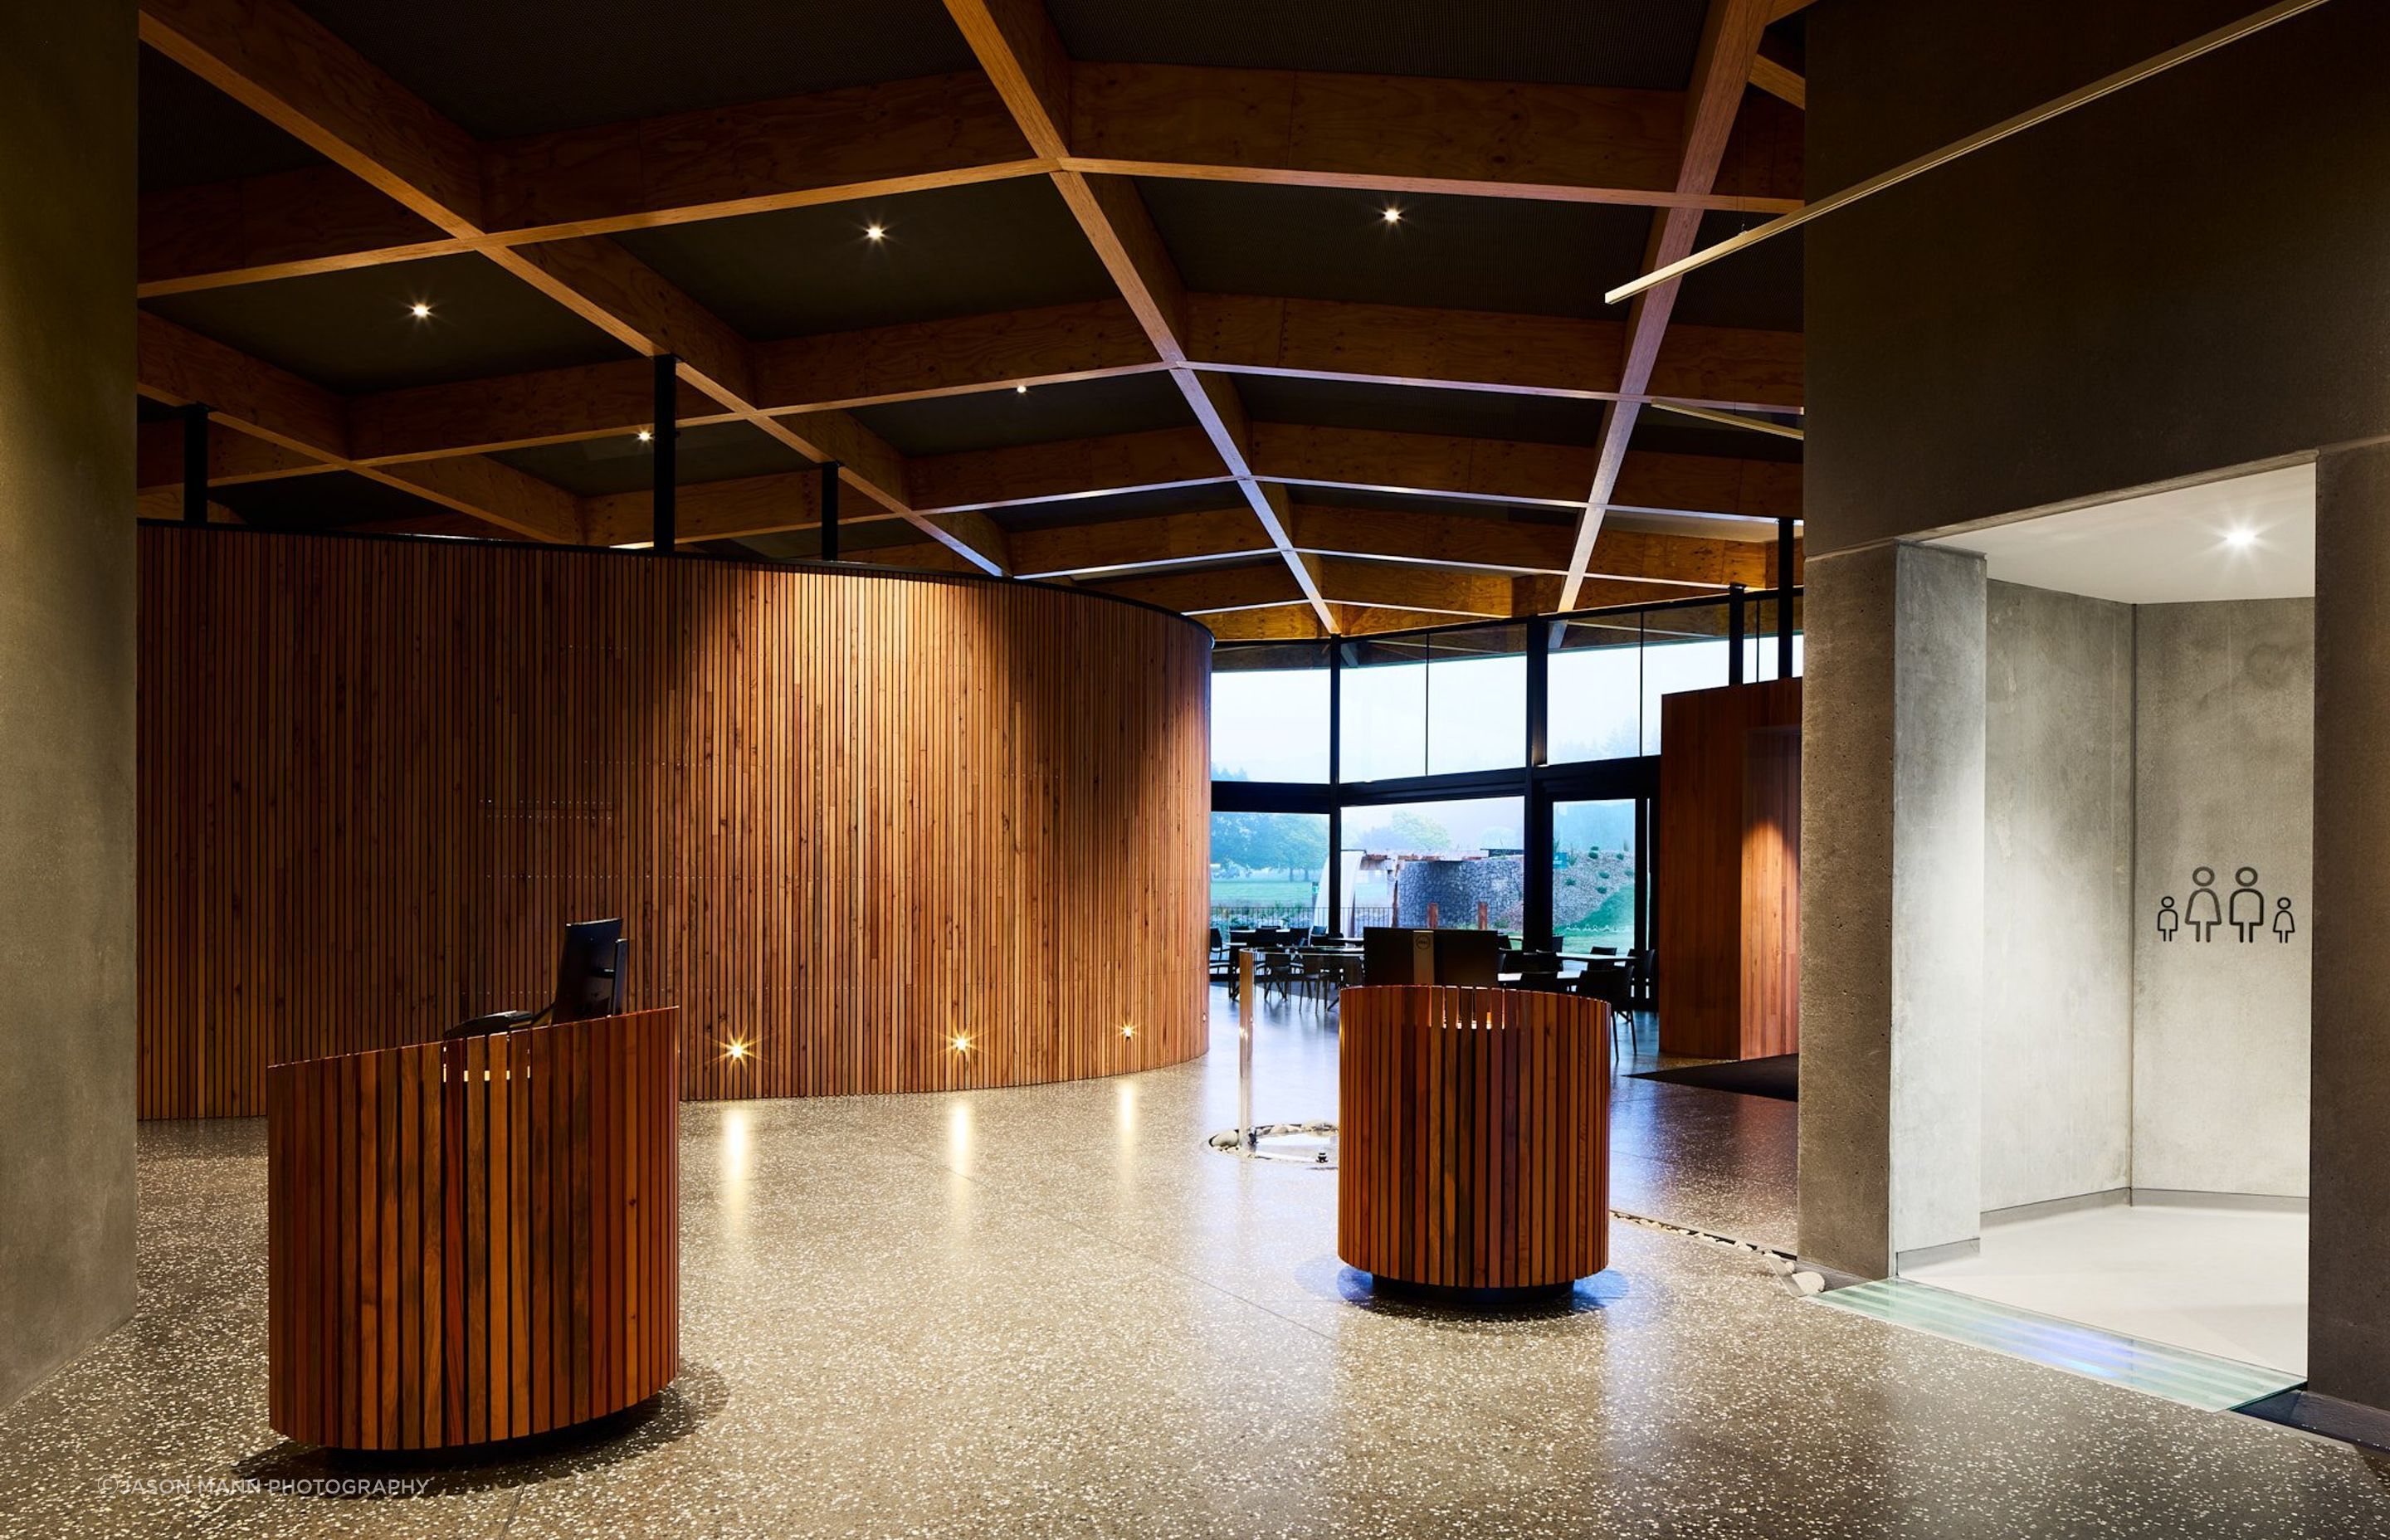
[2183, 867, 2223, 941]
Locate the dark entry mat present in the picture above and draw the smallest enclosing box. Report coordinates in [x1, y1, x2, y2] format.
[1631, 1054, 1797, 1101]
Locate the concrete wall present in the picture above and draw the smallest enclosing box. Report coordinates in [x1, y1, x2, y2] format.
[0, 1, 138, 1407]
[1887, 546, 1987, 1260]
[1807, 0, 2390, 553]
[1981, 582, 2134, 1211]
[1799, 543, 1986, 1276]
[2131, 599, 2314, 1196]
[2312, 440, 2390, 1414]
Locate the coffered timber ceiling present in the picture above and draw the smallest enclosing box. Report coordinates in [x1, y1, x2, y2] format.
[132, 0, 1809, 637]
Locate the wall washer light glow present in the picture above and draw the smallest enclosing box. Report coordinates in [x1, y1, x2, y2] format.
[724, 1040, 749, 1061]
[408, 301, 432, 319]
[1015, 384, 1029, 394]
[2222, 526, 2259, 549]
[637, 428, 654, 443]
[1381, 206, 1402, 224]
[1120, 1024, 1135, 1039]
[864, 223, 886, 241]
[952, 1034, 971, 1052]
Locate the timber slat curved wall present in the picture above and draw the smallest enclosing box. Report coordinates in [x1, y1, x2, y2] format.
[1337, 987, 1609, 1291]
[140, 528, 1210, 1118]
[267, 1009, 679, 1450]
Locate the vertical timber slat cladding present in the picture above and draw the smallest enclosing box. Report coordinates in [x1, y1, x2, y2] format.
[266, 1009, 679, 1451]
[1739, 725, 1802, 1060]
[1656, 679, 1802, 1060]
[1336, 986, 1609, 1292]
[139, 527, 1210, 1117]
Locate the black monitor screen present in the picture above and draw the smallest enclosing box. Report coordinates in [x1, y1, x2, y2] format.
[554, 918, 626, 1022]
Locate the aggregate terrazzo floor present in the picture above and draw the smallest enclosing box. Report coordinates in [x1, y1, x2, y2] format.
[3, 989, 2387, 1538]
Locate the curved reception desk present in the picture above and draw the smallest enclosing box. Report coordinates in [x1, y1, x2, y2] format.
[266, 1010, 680, 1451]
[1338, 987, 1610, 1299]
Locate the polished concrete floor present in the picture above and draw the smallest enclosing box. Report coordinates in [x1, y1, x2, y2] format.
[3, 987, 2387, 1538]
[1907, 1201, 2310, 1376]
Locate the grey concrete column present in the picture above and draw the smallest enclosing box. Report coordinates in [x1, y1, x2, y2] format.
[2310, 437, 2390, 1413]
[0, 2, 138, 1407]
[1798, 542, 1987, 1277]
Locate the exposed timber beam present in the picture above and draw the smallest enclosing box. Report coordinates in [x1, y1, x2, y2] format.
[1185, 295, 1801, 410]
[300, 297, 1802, 473]
[943, 0, 1334, 629]
[137, 55, 1804, 300]
[138, 0, 1008, 578]
[1288, 504, 1783, 586]
[136, 312, 580, 542]
[1062, 63, 1800, 212]
[752, 301, 1167, 413]
[912, 427, 1234, 513]
[1560, 0, 1778, 609]
[1749, 55, 1807, 110]
[136, 74, 1040, 295]
[1250, 422, 1801, 519]
[136, 419, 325, 489]
[892, 502, 1792, 590]
[1086, 561, 1309, 616]
[1194, 563, 1746, 636]
[1010, 508, 1275, 578]
[525, 418, 1806, 551]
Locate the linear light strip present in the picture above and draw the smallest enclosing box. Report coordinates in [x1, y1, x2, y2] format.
[1646, 401, 1806, 441]
[1605, 0, 2335, 305]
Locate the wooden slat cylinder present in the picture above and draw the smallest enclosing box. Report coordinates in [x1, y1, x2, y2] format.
[267, 1008, 680, 1450]
[1337, 986, 1609, 1294]
[136, 525, 1211, 1117]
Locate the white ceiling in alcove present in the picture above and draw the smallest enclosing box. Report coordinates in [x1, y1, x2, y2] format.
[1927, 463, 2315, 604]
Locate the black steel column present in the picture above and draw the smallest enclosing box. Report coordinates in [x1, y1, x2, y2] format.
[1524, 619, 1553, 948]
[819, 461, 841, 561]
[1635, 795, 1652, 962]
[1776, 517, 1796, 679]
[1325, 641, 1344, 935]
[179, 404, 211, 525]
[651, 353, 678, 552]
[1727, 582, 1747, 686]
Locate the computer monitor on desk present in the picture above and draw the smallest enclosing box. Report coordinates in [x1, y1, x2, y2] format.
[1362, 926, 1500, 987]
[555, 918, 626, 1021]
[445, 918, 628, 1037]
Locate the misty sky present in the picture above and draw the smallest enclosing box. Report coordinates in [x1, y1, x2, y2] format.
[1212, 634, 1802, 786]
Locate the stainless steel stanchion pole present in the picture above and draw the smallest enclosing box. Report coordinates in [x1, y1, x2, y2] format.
[1238, 948, 1256, 1154]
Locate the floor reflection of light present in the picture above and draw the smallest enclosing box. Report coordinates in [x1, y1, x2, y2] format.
[945, 1099, 976, 1237]
[719, 1107, 754, 1240]
[948, 1099, 973, 1166]
[1116, 1079, 1139, 1154]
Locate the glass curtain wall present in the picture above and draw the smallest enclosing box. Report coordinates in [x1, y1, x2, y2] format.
[1207, 586, 1799, 963]
[1551, 798, 1637, 953]
[1338, 626, 1527, 785]
[1208, 811, 1330, 930]
[1212, 641, 1330, 782]
[1340, 797, 1526, 943]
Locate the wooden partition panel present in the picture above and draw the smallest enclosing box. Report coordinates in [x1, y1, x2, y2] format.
[140, 527, 1210, 1118]
[1740, 726, 1802, 1059]
[267, 1009, 679, 1450]
[1656, 678, 1802, 1060]
[1338, 987, 1609, 1292]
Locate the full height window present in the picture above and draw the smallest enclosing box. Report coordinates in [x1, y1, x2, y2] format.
[1211, 643, 1329, 783]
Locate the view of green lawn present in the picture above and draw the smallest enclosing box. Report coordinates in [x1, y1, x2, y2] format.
[1209, 875, 1314, 906]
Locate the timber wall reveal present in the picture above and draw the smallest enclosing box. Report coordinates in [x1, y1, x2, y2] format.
[139, 526, 1211, 1118]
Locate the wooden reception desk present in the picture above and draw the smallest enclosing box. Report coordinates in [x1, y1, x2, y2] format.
[1338, 987, 1609, 1298]
[266, 1009, 680, 1451]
